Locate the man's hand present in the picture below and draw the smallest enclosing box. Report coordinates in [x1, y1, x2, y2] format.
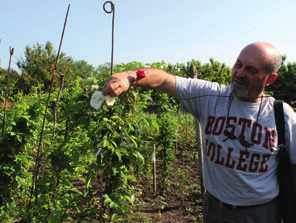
[102, 71, 136, 97]
[102, 68, 177, 98]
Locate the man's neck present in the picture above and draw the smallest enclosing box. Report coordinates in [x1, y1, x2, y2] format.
[235, 94, 263, 103]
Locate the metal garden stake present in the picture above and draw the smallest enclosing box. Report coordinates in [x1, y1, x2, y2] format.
[103, 1, 115, 75]
[2, 47, 14, 136]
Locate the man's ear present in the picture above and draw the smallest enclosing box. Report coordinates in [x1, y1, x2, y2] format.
[265, 73, 278, 86]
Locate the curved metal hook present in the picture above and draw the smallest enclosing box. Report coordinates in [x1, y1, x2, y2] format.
[103, 1, 115, 75]
[103, 1, 114, 14]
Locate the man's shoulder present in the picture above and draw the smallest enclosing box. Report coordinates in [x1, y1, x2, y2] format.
[176, 76, 229, 92]
[283, 102, 296, 117]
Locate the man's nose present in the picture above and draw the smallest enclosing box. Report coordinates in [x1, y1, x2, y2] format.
[236, 68, 245, 78]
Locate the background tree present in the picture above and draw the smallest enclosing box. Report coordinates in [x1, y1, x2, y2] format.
[266, 62, 296, 105]
[0, 68, 21, 103]
[72, 60, 98, 79]
[16, 41, 78, 94]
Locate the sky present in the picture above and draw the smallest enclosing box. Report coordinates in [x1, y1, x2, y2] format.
[2, 0, 296, 72]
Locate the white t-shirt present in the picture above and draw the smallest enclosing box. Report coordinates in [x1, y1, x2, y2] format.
[176, 76, 296, 206]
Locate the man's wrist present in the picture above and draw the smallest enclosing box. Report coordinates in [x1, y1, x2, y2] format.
[125, 70, 137, 87]
[129, 69, 147, 87]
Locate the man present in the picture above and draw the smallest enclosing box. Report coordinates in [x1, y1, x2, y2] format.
[102, 42, 296, 223]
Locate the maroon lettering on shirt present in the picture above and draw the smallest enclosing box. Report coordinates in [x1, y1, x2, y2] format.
[214, 144, 225, 166]
[258, 154, 271, 173]
[204, 139, 273, 173]
[208, 142, 216, 161]
[262, 127, 276, 152]
[212, 116, 226, 136]
[205, 116, 215, 135]
[236, 150, 250, 171]
[248, 153, 261, 173]
[251, 123, 263, 145]
[225, 116, 237, 135]
[225, 147, 236, 169]
[238, 118, 252, 140]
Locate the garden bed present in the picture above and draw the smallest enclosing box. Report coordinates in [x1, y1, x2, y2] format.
[71, 152, 204, 222]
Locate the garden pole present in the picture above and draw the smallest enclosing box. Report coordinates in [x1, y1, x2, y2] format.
[2, 47, 14, 137]
[29, 4, 70, 208]
[153, 144, 157, 193]
[190, 64, 205, 196]
[103, 1, 115, 75]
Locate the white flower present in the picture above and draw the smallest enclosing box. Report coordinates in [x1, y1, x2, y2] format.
[90, 91, 104, 110]
[95, 148, 102, 157]
[105, 95, 115, 106]
[90, 91, 116, 109]
[91, 85, 99, 92]
[84, 192, 88, 197]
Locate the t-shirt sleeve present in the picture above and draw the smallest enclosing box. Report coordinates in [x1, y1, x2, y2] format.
[176, 76, 227, 121]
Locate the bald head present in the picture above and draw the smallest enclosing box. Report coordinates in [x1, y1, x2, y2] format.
[241, 42, 282, 75]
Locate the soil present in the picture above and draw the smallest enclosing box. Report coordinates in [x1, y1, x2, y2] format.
[72, 152, 204, 223]
[130, 153, 204, 223]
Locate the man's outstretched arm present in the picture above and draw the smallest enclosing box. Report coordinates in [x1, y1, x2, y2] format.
[102, 68, 177, 98]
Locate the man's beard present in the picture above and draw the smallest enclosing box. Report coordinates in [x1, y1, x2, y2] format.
[230, 73, 249, 96]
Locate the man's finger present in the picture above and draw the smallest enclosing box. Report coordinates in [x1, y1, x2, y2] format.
[102, 80, 121, 96]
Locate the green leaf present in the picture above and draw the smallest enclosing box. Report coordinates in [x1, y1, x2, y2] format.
[66, 164, 74, 173]
[126, 194, 135, 204]
[117, 196, 127, 203]
[112, 167, 119, 175]
[110, 140, 118, 148]
[115, 150, 122, 160]
[103, 194, 112, 204]
[106, 123, 113, 131]
[129, 136, 138, 148]
[16, 176, 26, 185]
[86, 177, 91, 190]
[151, 119, 159, 133]
[125, 175, 136, 182]
[103, 139, 109, 148]
[142, 94, 152, 100]
[16, 134, 22, 142]
[110, 201, 117, 208]
[133, 151, 144, 164]
[73, 152, 79, 165]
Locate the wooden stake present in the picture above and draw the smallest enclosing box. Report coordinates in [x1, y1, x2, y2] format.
[191, 64, 205, 195]
[153, 144, 157, 193]
[175, 129, 178, 154]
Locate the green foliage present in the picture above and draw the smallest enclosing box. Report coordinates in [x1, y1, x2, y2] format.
[0, 60, 153, 221]
[2, 41, 296, 221]
[266, 62, 296, 106]
[164, 59, 232, 86]
[155, 112, 178, 195]
[0, 68, 21, 102]
[72, 60, 98, 79]
[16, 41, 81, 94]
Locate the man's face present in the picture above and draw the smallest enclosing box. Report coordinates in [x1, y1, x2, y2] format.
[230, 73, 249, 97]
[230, 45, 271, 102]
